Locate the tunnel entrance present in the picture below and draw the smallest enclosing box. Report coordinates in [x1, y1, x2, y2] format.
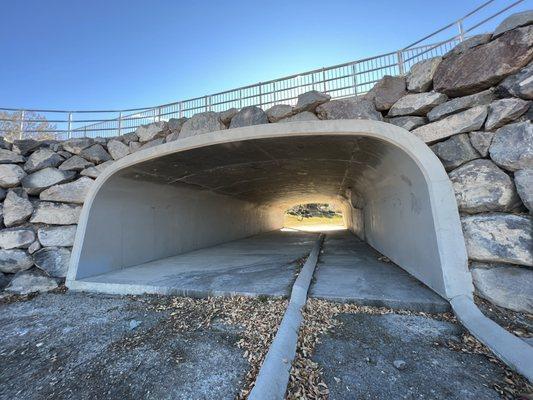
[67, 120, 473, 303]
[283, 203, 345, 232]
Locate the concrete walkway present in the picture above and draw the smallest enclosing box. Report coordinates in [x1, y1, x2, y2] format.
[310, 231, 449, 312]
[81, 230, 318, 297]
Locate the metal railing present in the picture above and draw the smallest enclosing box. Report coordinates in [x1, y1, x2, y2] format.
[0, 0, 525, 141]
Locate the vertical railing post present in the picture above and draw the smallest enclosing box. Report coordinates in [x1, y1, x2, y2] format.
[457, 20, 465, 42]
[118, 112, 123, 136]
[258, 83, 262, 108]
[156, 106, 162, 122]
[272, 82, 277, 106]
[179, 102, 183, 118]
[205, 96, 209, 112]
[322, 68, 327, 93]
[67, 112, 72, 139]
[397, 51, 405, 75]
[351, 63, 358, 97]
[19, 110, 25, 140]
[239, 90, 243, 109]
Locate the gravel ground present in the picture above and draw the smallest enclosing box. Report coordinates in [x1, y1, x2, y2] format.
[0, 292, 254, 400]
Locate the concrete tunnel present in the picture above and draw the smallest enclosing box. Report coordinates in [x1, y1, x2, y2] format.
[66, 119, 474, 301]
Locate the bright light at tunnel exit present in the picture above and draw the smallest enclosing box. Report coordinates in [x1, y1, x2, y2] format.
[281, 203, 346, 232]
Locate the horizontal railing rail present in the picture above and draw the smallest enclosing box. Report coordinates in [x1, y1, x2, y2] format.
[0, 0, 525, 141]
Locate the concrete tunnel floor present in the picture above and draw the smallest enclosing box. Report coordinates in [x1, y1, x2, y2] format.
[79, 229, 448, 312]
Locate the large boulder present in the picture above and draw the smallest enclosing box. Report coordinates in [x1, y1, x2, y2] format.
[12, 139, 52, 156]
[430, 134, 479, 171]
[492, 10, 533, 38]
[219, 109, 238, 126]
[229, 106, 268, 128]
[168, 117, 188, 133]
[37, 225, 77, 247]
[180, 112, 225, 139]
[0, 164, 26, 188]
[23, 148, 63, 173]
[0, 149, 25, 164]
[388, 92, 447, 117]
[79, 144, 112, 164]
[39, 176, 94, 204]
[61, 137, 94, 155]
[0, 249, 33, 273]
[471, 265, 533, 313]
[407, 57, 441, 92]
[316, 98, 382, 121]
[59, 155, 94, 171]
[462, 213, 532, 266]
[277, 111, 319, 123]
[5, 269, 58, 294]
[433, 25, 533, 97]
[427, 88, 495, 122]
[22, 167, 75, 195]
[496, 63, 533, 100]
[412, 105, 487, 143]
[489, 121, 532, 171]
[294, 91, 331, 112]
[80, 160, 114, 178]
[107, 139, 130, 160]
[135, 121, 169, 143]
[514, 169, 533, 213]
[33, 247, 71, 278]
[485, 98, 530, 130]
[0, 137, 11, 150]
[367, 75, 406, 111]
[30, 202, 82, 225]
[0, 228, 35, 250]
[138, 138, 164, 151]
[387, 116, 426, 131]
[449, 159, 520, 213]
[266, 105, 293, 122]
[469, 131, 494, 157]
[2, 189, 33, 227]
[444, 34, 492, 58]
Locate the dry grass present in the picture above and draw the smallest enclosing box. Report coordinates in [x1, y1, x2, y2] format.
[284, 215, 344, 228]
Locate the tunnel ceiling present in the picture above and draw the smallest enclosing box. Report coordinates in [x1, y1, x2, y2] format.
[118, 135, 390, 207]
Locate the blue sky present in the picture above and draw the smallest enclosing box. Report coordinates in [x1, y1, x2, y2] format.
[0, 0, 530, 110]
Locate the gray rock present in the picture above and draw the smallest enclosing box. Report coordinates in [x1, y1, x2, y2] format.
[118, 131, 138, 145]
[462, 213, 532, 266]
[79, 144, 112, 164]
[5, 269, 58, 294]
[22, 167, 75, 195]
[61, 137, 94, 155]
[2, 189, 33, 227]
[430, 134, 479, 171]
[514, 169, 533, 213]
[450, 159, 520, 213]
[80, 160, 114, 178]
[316, 98, 383, 121]
[0, 188, 5, 201]
[93, 137, 107, 145]
[294, 90, 331, 112]
[23, 148, 63, 173]
[367, 75, 406, 111]
[434, 25, 533, 96]
[427, 88, 495, 122]
[135, 121, 168, 143]
[0, 164, 26, 188]
[168, 117, 188, 132]
[387, 116, 426, 131]
[489, 121, 533, 171]
[0, 249, 33, 273]
[497, 63, 533, 100]
[485, 98, 530, 130]
[0, 228, 35, 249]
[129, 319, 142, 330]
[0, 137, 11, 150]
[30, 202, 82, 225]
[0, 271, 10, 290]
[12, 139, 49, 156]
[388, 92, 447, 117]
[266, 104, 294, 122]
[37, 225, 77, 247]
[138, 138, 164, 151]
[492, 10, 533, 38]
[229, 106, 269, 128]
[0, 149, 25, 164]
[59, 155, 94, 171]
[164, 131, 180, 143]
[412, 105, 488, 143]
[39, 176, 94, 204]
[407, 57, 442, 92]
[393, 360, 407, 370]
[180, 112, 225, 138]
[128, 141, 141, 153]
[219, 109, 238, 126]
[277, 111, 319, 123]
[34, 247, 71, 278]
[444, 34, 492, 58]
[469, 131, 494, 157]
[472, 265, 533, 313]
[107, 139, 130, 160]
[28, 241, 41, 254]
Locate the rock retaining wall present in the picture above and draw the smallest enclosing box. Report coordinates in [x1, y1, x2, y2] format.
[0, 12, 532, 313]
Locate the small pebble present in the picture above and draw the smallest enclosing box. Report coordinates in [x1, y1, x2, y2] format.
[129, 320, 141, 330]
[393, 359, 407, 370]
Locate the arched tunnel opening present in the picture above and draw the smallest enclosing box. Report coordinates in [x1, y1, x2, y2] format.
[66, 120, 473, 309]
